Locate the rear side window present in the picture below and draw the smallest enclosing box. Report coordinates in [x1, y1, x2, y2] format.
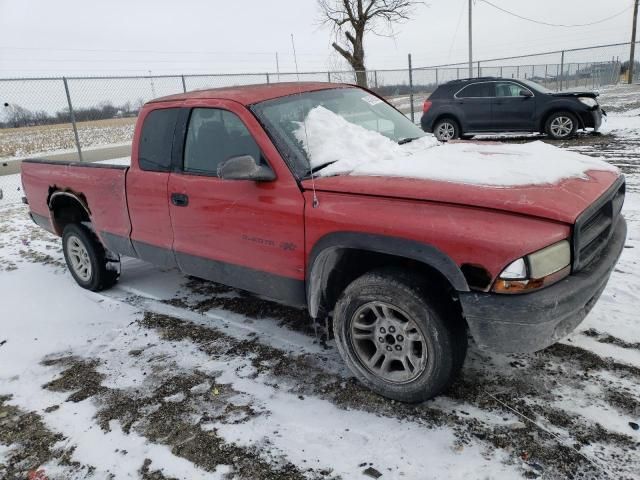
[183, 108, 263, 176]
[457, 83, 494, 98]
[138, 108, 179, 171]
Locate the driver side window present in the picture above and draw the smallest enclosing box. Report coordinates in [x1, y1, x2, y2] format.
[183, 108, 263, 176]
[495, 82, 530, 97]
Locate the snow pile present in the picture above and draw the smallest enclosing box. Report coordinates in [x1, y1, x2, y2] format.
[294, 106, 617, 186]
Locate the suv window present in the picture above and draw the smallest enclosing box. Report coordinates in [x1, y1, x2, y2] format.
[495, 82, 530, 97]
[456, 82, 494, 98]
[139, 108, 179, 171]
[183, 108, 263, 176]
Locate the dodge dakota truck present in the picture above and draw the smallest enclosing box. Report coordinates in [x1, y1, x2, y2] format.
[21, 82, 626, 402]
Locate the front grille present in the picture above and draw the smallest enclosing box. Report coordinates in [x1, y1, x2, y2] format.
[573, 177, 625, 271]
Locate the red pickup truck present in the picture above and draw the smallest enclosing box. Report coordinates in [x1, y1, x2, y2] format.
[21, 82, 626, 402]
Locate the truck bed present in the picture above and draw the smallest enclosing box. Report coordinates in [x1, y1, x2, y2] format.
[21, 159, 132, 241]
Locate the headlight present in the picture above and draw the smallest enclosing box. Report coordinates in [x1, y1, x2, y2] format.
[578, 97, 598, 108]
[493, 240, 571, 294]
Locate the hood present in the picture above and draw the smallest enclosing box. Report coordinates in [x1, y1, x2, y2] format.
[301, 169, 621, 224]
[550, 91, 599, 98]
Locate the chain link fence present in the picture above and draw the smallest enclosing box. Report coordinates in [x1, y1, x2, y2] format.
[1, 41, 639, 205]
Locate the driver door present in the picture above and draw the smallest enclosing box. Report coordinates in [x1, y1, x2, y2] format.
[167, 100, 306, 304]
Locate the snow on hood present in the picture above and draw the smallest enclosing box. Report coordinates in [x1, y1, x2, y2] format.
[293, 106, 617, 187]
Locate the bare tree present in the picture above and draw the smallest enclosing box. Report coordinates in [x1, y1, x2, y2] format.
[319, 0, 422, 87]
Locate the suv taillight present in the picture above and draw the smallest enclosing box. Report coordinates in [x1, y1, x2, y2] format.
[423, 100, 432, 113]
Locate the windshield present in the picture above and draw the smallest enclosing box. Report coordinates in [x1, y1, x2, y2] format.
[251, 87, 426, 178]
[520, 79, 553, 94]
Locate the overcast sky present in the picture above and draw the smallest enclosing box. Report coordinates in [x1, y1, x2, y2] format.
[0, 0, 637, 77]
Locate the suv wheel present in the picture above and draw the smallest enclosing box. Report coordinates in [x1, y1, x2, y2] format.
[433, 118, 460, 142]
[62, 223, 120, 291]
[333, 268, 467, 403]
[545, 111, 578, 139]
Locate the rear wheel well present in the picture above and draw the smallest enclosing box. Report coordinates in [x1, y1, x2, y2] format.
[49, 192, 90, 235]
[317, 248, 463, 321]
[433, 114, 462, 132]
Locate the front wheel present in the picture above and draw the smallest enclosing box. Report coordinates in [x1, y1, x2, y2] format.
[545, 111, 578, 139]
[62, 224, 120, 291]
[433, 118, 460, 142]
[333, 268, 467, 402]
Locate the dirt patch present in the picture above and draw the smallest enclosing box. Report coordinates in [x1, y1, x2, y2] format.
[583, 328, 640, 351]
[42, 356, 108, 403]
[166, 277, 324, 340]
[0, 395, 67, 479]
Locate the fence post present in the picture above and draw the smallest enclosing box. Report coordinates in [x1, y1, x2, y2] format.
[408, 53, 415, 123]
[457, 67, 460, 79]
[500, 66, 503, 78]
[327, 71, 331, 82]
[62, 77, 83, 162]
[516, 65, 520, 79]
[435, 68, 439, 86]
[559, 50, 565, 91]
[266, 73, 270, 84]
[374, 70, 378, 88]
[477, 61, 481, 77]
[181, 75, 187, 93]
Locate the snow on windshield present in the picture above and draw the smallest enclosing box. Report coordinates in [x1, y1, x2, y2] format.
[294, 106, 617, 187]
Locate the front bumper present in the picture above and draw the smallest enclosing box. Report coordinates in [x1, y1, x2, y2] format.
[578, 107, 603, 131]
[459, 216, 627, 353]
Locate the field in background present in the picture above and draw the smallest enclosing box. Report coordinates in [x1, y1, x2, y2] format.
[0, 117, 135, 159]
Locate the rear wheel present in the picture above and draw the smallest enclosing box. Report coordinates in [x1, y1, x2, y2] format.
[62, 224, 120, 291]
[545, 111, 578, 139]
[433, 118, 460, 142]
[333, 268, 467, 402]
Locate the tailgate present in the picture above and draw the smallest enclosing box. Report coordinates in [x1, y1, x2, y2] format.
[21, 159, 131, 240]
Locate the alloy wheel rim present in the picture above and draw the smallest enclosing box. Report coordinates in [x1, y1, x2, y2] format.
[436, 122, 455, 141]
[67, 235, 92, 282]
[550, 116, 573, 137]
[349, 301, 428, 384]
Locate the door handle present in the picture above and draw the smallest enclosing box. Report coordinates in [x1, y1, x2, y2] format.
[171, 193, 189, 207]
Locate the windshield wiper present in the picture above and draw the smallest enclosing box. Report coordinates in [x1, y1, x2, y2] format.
[304, 160, 337, 178]
[398, 137, 422, 145]
[398, 137, 420, 145]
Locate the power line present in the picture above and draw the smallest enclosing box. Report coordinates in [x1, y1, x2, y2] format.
[478, 0, 633, 27]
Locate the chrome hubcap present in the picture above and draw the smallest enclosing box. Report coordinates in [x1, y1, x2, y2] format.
[349, 301, 428, 384]
[66, 235, 92, 281]
[436, 122, 455, 141]
[550, 116, 573, 137]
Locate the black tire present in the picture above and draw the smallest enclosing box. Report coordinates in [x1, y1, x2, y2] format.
[433, 118, 461, 142]
[545, 111, 578, 140]
[62, 223, 120, 291]
[333, 268, 467, 403]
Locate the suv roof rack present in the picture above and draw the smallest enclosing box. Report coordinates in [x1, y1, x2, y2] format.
[445, 76, 500, 84]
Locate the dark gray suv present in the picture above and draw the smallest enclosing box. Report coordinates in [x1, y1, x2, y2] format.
[421, 77, 604, 141]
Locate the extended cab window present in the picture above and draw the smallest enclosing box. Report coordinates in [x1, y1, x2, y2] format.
[183, 108, 263, 176]
[457, 83, 494, 98]
[139, 108, 179, 171]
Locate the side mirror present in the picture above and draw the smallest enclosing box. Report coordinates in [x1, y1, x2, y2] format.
[217, 155, 276, 182]
[520, 89, 533, 97]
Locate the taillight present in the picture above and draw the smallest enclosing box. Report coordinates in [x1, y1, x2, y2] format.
[422, 100, 432, 113]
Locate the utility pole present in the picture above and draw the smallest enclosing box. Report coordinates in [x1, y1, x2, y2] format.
[629, 0, 639, 84]
[468, 0, 473, 78]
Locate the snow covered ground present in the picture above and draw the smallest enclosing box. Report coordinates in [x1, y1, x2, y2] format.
[1, 89, 640, 480]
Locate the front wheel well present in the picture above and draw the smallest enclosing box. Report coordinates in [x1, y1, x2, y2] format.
[539, 108, 583, 133]
[311, 248, 462, 321]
